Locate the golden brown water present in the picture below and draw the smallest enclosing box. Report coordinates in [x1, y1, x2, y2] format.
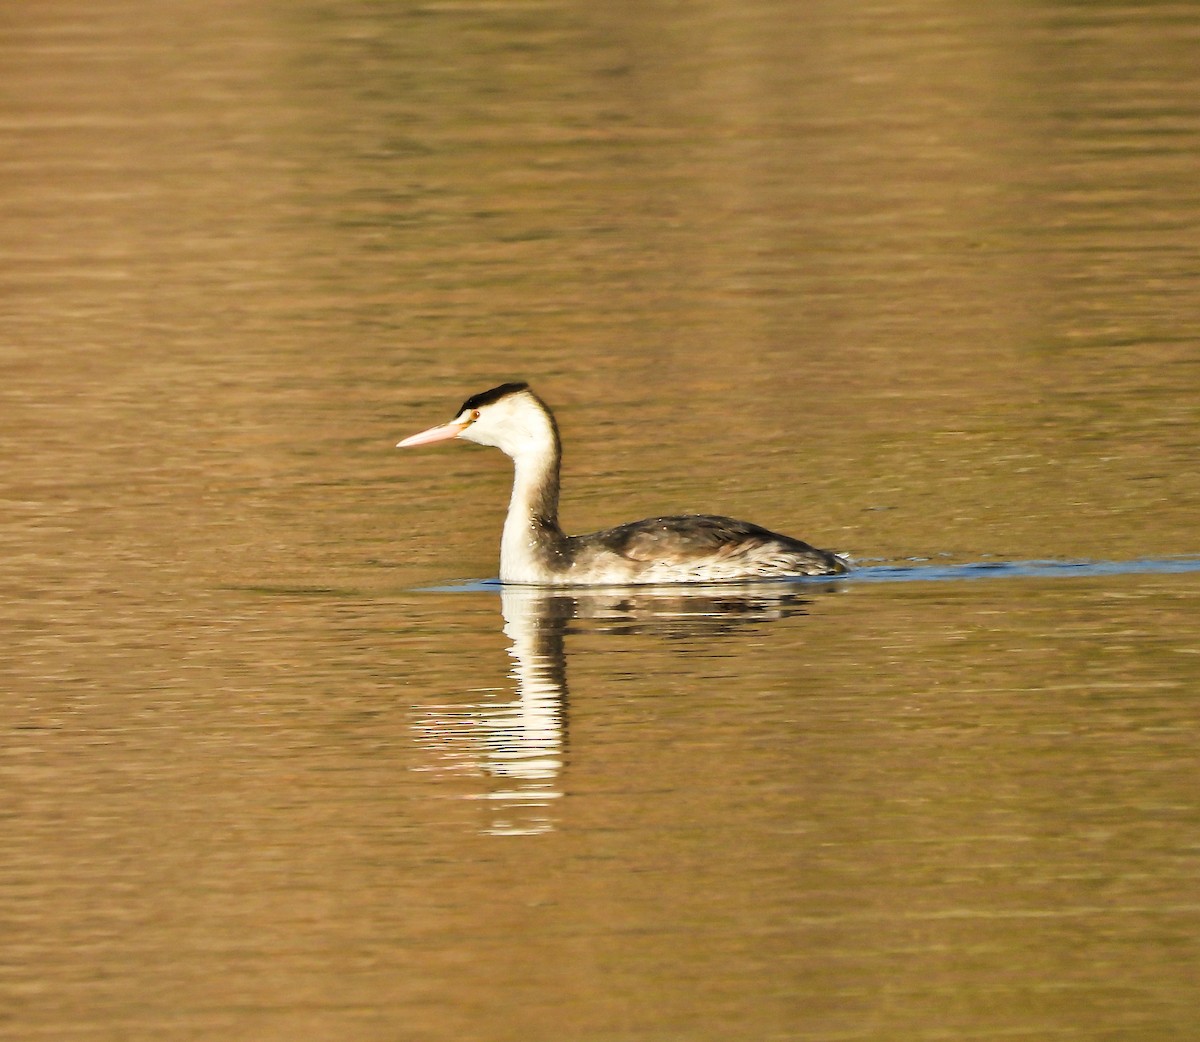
[2, 2, 1198, 1040]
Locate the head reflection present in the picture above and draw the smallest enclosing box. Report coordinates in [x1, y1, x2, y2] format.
[414, 582, 827, 836]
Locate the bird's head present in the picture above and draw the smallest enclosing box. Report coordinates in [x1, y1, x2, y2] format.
[397, 382, 558, 461]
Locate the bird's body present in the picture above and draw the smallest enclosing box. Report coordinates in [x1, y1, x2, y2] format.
[398, 382, 848, 585]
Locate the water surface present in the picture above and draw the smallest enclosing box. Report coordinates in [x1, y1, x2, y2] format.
[2, 2, 1198, 1040]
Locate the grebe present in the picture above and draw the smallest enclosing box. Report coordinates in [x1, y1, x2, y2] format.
[397, 382, 849, 585]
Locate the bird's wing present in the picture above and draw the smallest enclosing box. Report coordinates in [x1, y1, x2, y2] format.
[588, 515, 790, 563]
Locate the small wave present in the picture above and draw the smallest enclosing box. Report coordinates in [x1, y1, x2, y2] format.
[842, 556, 1200, 584]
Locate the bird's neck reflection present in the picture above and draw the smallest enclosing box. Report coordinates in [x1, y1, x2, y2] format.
[480, 587, 573, 836]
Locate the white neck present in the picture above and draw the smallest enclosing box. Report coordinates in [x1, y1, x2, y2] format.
[499, 437, 564, 583]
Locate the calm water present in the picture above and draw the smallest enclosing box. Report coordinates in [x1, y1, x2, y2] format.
[3, 1, 1199, 1040]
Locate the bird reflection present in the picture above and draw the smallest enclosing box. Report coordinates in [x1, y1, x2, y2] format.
[413, 582, 831, 835]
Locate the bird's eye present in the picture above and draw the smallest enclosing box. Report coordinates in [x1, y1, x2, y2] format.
[469, 409, 481, 422]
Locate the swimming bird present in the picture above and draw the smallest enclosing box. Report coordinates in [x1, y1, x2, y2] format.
[397, 382, 849, 585]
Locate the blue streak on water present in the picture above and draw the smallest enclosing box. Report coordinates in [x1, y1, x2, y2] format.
[845, 556, 1200, 584]
[419, 556, 1200, 593]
